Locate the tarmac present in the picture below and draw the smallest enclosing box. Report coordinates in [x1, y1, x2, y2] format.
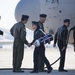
[0, 45, 75, 75]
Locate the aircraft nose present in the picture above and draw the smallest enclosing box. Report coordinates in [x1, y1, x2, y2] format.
[15, 0, 41, 22]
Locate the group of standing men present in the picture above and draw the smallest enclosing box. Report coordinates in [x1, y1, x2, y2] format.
[10, 14, 75, 73]
[0, 13, 75, 73]
[10, 14, 50, 73]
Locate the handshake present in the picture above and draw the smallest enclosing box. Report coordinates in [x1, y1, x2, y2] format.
[27, 43, 32, 47]
[27, 40, 41, 47]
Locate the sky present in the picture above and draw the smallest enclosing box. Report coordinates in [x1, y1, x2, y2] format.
[0, 0, 33, 41]
[0, 0, 20, 29]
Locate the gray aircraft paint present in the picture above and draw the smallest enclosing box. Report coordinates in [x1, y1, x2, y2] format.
[15, 0, 75, 43]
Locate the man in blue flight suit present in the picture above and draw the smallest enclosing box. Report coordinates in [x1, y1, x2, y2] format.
[30, 21, 53, 73]
[53, 19, 70, 72]
[38, 14, 47, 31]
[38, 14, 47, 71]
[10, 15, 29, 72]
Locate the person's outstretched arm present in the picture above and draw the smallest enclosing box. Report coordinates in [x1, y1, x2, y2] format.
[20, 26, 29, 45]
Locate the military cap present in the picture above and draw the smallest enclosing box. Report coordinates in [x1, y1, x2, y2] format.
[32, 21, 40, 28]
[22, 15, 29, 20]
[64, 19, 70, 23]
[40, 14, 47, 18]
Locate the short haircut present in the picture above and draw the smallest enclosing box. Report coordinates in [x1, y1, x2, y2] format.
[32, 21, 40, 29]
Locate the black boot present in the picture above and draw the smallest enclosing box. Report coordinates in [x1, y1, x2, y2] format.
[30, 70, 38, 73]
[47, 67, 53, 73]
[59, 69, 68, 72]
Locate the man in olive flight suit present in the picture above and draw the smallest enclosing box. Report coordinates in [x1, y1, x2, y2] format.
[10, 15, 29, 72]
[38, 14, 47, 71]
